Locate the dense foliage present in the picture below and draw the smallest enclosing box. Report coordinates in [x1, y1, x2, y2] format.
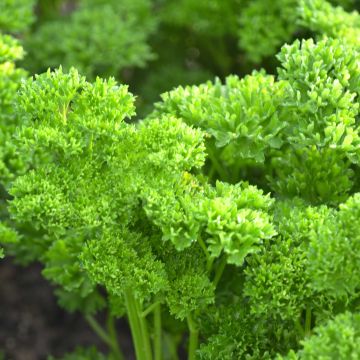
[2, 0, 360, 359]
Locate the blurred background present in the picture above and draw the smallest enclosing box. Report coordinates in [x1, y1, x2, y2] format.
[0, 0, 323, 118]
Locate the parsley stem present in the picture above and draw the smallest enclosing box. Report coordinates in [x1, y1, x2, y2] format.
[197, 237, 214, 273]
[187, 314, 199, 360]
[213, 256, 227, 287]
[135, 296, 153, 359]
[141, 301, 161, 318]
[106, 314, 124, 360]
[153, 302, 162, 360]
[305, 306, 312, 337]
[206, 257, 215, 274]
[140, 301, 162, 359]
[85, 314, 112, 345]
[197, 237, 210, 259]
[85, 314, 124, 360]
[125, 289, 153, 360]
[294, 318, 305, 339]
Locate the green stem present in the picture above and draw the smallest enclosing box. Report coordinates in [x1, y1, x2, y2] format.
[206, 256, 215, 274]
[135, 297, 153, 359]
[197, 236, 209, 259]
[294, 318, 305, 339]
[187, 315, 199, 360]
[85, 314, 114, 349]
[213, 256, 227, 287]
[153, 302, 162, 360]
[197, 237, 214, 273]
[305, 306, 312, 337]
[141, 301, 161, 318]
[106, 314, 125, 360]
[124, 290, 152, 360]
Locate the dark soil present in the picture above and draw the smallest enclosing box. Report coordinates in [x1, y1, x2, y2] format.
[0, 258, 135, 360]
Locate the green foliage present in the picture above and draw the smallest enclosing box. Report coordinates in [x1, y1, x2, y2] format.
[277, 37, 360, 153]
[152, 71, 290, 184]
[245, 202, 336, 329]
[300, 0, 360, 48]
[0, 34, 24, 62]
[25, 0, 156, 78]
[10, 67, 138, 312]
[166, 271, 214, 320]
[278, 312, 360, 359]
[238, 0, 298, 63]
[159, 0, 241, 37]
[0, 0, 36, 32]
[194, 181, 275, 265]
[0, 33, 28, 259]
[82, 229, 168, 302]
[144, 178, 275, 264]
[238, 0, 359, 63]
[0, 222, 18, 258]
[154, 36, 360, 205]
[48, 346, 107, 360]
[269, 147, 354, 205]
[136, 63, 213, 117]
[14, 0, 360, 116]
[308, 193, 360, 300]
[0, 34, 28, 186]
[3, 0, 360, 359]
[8, 66, 277, 359]
[271, 37, 360, 204]
[198, 305, 278, 360]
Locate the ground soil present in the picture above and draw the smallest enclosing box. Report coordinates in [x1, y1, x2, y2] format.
[0, 258, 135, 360]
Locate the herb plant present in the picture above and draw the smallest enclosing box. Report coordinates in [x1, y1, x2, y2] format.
[2, 0, 360, 359]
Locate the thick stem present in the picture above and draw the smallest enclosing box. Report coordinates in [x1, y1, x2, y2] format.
[135, 297, 153, 359]
[124, 290, 153, 360]
[187, 315, 199, 360]
[206, 256, 215, 274]
[153, 303, 162, 360]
